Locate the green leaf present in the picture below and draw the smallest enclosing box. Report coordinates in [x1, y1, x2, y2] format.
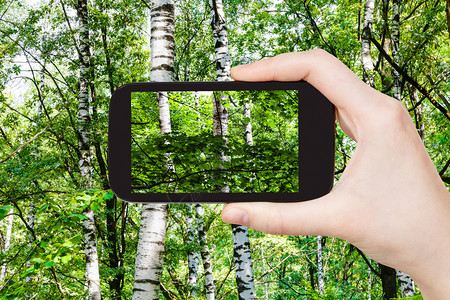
[103, 190, 114, 200]
[90, 202, 99, 211]
[0, 205, 13, 221]
[38, 204, 48, 212]
[44, 261, 55, 268]
[61, 255, 72, 264]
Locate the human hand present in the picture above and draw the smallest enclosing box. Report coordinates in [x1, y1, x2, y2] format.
[221, 49, 450, 299]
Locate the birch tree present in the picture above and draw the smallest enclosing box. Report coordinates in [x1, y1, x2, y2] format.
[317, 236, 325, 295]
[209, 0, 255, 298]
[186, 204, 199, 297]
[361, 0, 375, 87]
[195, 203, 216, 300]
[132, 0, 174, 298]
[187, 93, 201, 297]
[361, 1, 398, 298]
[76, 0, 101, 298]
[391, 1, 415, 296]
[0, 208, 13, 281]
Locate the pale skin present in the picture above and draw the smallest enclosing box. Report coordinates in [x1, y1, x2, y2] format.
[221, 49, 450, 299]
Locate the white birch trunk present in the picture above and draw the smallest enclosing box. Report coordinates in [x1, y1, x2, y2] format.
[392, 1, 415, 296]
[409, 86, 425, 139]
[209, 0, 231, 82]
[232, 102, 256, 300]
[195, 204, 215, 300]
[76, 0, 101, 298]
[82, 208, 101, 300]
[317, 236, 325, 295]
[391, 0, 402, 101]
[0, 209, 13, 281]
[243, 103, 253, 147]
[361, 0, 375, 87]
[132, 1, 174, 299]
[186, 204, 199, 297]
[209, 0, 255, 298]
[232, 225, 256, 300]
[133, 204, 168, 300]
[368, 259, 372, 300]
[25, 203, 36, 291]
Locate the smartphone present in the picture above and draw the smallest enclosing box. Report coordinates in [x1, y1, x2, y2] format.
[108, 81, 335, 203]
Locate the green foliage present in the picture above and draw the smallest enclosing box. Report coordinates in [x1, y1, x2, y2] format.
[0, 0, 448, 298]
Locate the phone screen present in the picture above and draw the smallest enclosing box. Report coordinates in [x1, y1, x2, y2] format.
[130, 90, 299, 194]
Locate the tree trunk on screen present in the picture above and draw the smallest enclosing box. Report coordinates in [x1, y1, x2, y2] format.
[391, 1, 415, 296]
[132, 1, 174, 299]
[209, 0, 255, 298]
[195, 203, 215, 300]
[188, 94, 201, 297]
[76, 0, 101, 299]
[187, 204, 199, 297]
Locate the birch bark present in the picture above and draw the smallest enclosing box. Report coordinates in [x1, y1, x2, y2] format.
[0, 208, 13, 281]
[391, 1, 415, 296]
[361, 0, 375, 87]
[186, 204, 199, 297]
[391, 0, 402, 101]
[231, 102, 256, 300]
[25, 202, 36, 291]
[317, 236, 325, 295]
[232, 224, 256, 300]
[76, 0, 101, 299]
[209, 0, 255, 298]
[360, 2, 398, 297]
[132, 1, 174, 299]
[195, 204, 215, 300]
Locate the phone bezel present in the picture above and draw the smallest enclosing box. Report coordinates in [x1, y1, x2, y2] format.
[108, 81, 335, 203]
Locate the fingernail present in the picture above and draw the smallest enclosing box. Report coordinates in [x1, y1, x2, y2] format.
[222, 207, 249, 226]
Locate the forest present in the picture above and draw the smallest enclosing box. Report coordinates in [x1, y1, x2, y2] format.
[0, 0, 449, 299]
[130, 89, 299, 194]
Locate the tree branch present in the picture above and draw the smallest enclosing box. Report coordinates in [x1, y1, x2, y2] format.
[303, 1, 337, 57]
[0, 112, 60, 164]
[355, 247, 381, 277]
[50, 267, 66, 298]
[371, 37, 450, 122]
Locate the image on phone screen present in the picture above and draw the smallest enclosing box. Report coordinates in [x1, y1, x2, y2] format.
[130, 90, 299, 194]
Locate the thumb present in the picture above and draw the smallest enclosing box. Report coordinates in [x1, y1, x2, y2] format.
[221, 193, 343, 237]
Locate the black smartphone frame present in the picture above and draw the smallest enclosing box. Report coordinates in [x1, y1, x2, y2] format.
[108, 81, 335, 203]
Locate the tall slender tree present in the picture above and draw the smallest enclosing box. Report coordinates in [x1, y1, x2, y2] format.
[361, 1, 397, 298]
[0, 208, 13, 281]
[186, 204, 199, 297]
[208, 0, 255, 298]
[132, 0, 174, 299]
[391, 1, 415, 296]
[317, 236, 325, 295]
[195, 203, 216, 300]
[76, 0, 102, 298]
[361, 0, 375, 87]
